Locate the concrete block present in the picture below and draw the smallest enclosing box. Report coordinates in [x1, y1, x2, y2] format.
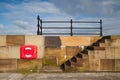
[111, 39, 120, 47]
[94, 50, 106, 59]
[43, 55, 57, 66]
[7, 35, 25, 46]
[111, 36, 120, 39]
[44, 46, 80, 66]
[0, 47, 9, 59]
[89, 59, 100, 71]
[115, 59, 120, 71]
[60, 36, 92, 46]
[58, 55, 65, 65]
[58, 47, 66, 65]
[44, 48, 64, 65]
[115, 47, 120, 59]
[100, 59, 115, 71]
[8, 46, 20, 59]
[100, 41, 111, 47]
[45, 36, 61, 48]
[0, 35, 6, 46]
[76, 55, 89, 72]
[99, 43, 106, 47]
[0, 59, 17, 72]
[89, 52, 100, 71]
[25, 35, 44, 46]
[45, 48, 61, 56]
[25, 36, 45, 59]
[66, 46, 80, 59]
[105, 39, 111, 46]
[17, 59, 42, 73]
[88, 51, 95, 58]
[105, 47, 115, 59]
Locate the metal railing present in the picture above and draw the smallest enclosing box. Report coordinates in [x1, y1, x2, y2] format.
[37, 16, 103, 36]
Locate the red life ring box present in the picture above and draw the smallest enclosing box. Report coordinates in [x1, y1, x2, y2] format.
[20, 45, 38, 59]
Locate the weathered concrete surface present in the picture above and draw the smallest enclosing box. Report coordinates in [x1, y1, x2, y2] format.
[0, 59, 17, 72]
[60, 36, 101, 46]
[0, 73, 120, 80]
[0, 35, 6, 46]
[0, 73, 24, 80]
[7, 35, 25, 46]
[17, 59, 42, 73]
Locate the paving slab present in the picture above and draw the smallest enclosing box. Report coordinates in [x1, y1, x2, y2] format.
[0, 73, 120, 80]
[0, 73, 25, 80]
[23, 73, 120, 80]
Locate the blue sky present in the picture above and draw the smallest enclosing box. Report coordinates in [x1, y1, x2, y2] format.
[0, 0, 120, 35]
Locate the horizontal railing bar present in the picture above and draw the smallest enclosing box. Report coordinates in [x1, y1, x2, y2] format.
[42, 21, 70, 23]
[42, 21, 100, 23]
[73, 27, 100, 29]
[42, 27, 100, 29]
[42, 27, 70, 29]
[73, 33, 100, 35]
[42, 33, 100, 35]
[43, 33, 70, 35]
[72, 21, 100, 23]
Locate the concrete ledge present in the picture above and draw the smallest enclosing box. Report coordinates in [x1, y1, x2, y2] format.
[60, 36, 101, 46]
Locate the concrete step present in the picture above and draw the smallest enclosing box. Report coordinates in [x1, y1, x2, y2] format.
[70, 56, 83, 67]
[63, 62, 71, 72]
[95, 39, 111, 47]
[86, 46, 105, 50]
[81, 50, 89, 55]
[99, 39, 120, 47]
[99, 43, 110, 47]
[91, 36, 111, 47]
[75, 53, 83, 58]
[41, 66, 62, 72]
[91, 37, 107, 46]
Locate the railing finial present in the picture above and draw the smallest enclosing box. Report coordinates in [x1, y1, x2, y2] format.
[100, 19, 103, 36]
[37, 15, 40, 35]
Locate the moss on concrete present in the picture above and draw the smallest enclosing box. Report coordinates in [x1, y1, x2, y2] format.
[17, 59, 42, 74]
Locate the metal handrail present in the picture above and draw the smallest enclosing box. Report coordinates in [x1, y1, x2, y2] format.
[37, 15, 103, 36]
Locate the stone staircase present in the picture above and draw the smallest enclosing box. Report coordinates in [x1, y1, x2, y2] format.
[60, 36, 120, 72]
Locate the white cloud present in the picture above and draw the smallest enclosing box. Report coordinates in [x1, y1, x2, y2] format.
[3, 1, 60, 17]
[0, 24, 4, 28]
[50, 0, 120, 17]
[23, 1, 60, 14]
[14, 20, 29, 29]
[0, 0, 61, 35]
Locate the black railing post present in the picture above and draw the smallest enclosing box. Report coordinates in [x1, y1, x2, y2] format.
[37, 15, 40, 35]
[70, 19, 73, 36]
[40, 19, 42, 35]
[100, 19, 103, 36]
